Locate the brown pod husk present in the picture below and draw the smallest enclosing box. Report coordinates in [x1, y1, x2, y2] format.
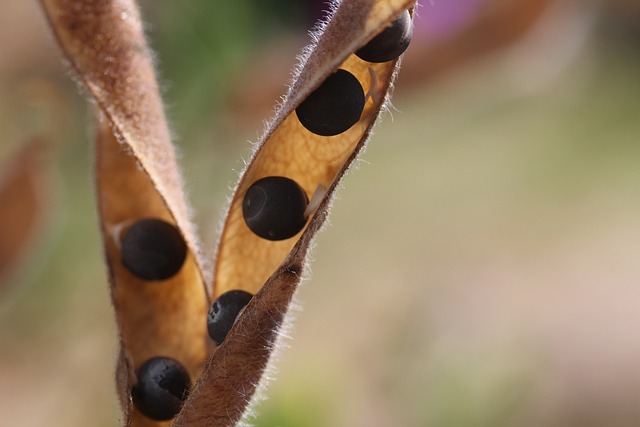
[39, 1, 209, 425]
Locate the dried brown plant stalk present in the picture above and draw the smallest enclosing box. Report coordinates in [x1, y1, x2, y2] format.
[39, 0, 415, 425]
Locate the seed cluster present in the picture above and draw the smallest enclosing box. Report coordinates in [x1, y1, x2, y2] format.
[121, 8, 413, 421]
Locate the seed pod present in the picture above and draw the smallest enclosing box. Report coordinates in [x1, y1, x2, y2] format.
[177, 2, 416, 424]
[132, 356, 191, 421]
[207, 290, 254, 345]
[295, 69, 365, 136]
[356, 9, 413, 63]
[242, 176, 309, 241]
[121, 218, 187, 280]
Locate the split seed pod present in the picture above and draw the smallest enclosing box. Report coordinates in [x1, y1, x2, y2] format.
[39, 1, 209, 425]
[295, 69, 366, 136]
[176, 1, 416, 425]
[40, 0, 416, 426]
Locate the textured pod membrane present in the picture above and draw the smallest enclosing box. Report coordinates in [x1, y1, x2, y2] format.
[132, 356, 191, 421]
[295, 69, 365, 137]
[207, 290, 254, 345]
[120, 218, 187, 280]
[242, 176, 309, 241]
[356, 9, 413, 63]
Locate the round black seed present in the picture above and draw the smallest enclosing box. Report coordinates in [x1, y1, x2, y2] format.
[132, 356, 191, 421]
[355, 9, 413, 63]
[295, 69, 365, 136]
[242, 176, 308, 241]
[207, 290, 254, 345]
[121, 218, 187, 281]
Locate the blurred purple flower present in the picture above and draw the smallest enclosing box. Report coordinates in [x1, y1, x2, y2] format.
[415, 0, 485, 41]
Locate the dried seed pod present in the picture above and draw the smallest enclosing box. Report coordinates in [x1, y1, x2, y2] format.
[40, 8, 210, 423]
[242, 176, 309, 241]
[356, 9, 413, 63]
[132, 356, 191, 421]
[295, 69, 365, 136]
[121, 218, 187, 280]
[207, 290, 254, 345]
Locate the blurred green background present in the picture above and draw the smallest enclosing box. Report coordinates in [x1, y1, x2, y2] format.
[1, 1, 640, 426]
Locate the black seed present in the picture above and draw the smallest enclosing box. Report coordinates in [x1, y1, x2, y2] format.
[121, 218, 187, 281]
[295, 69, 365, 136]
[207, 290, 254, 345]
[242, 176, 308, 241]
[132, 356, 191, 421]
[356, 9, 413, 63]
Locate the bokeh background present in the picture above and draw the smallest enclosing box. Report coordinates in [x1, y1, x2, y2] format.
[1, 1, 640, 426]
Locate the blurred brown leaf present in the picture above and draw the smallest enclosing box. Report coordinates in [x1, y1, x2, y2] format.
[0, 140, 49, 290]
[402, 0, 556, 87]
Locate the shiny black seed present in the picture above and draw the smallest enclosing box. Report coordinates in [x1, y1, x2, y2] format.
[242, 176, 308, 241]
[132, 356, 191, 421]
[121, 218, 187, 281]
[295, 69, 365, 136]
[356, 9, 413, 63]
[207, 290, 254, 345]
